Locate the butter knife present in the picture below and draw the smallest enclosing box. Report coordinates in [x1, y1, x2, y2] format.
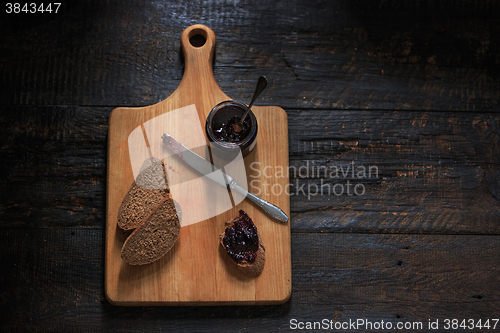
[162, 134, 289, 222]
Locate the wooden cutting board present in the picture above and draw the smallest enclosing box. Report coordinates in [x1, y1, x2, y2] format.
[105, 24, 291, 305]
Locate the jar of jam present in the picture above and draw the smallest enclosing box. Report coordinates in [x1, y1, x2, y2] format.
[205, 100, 258, 158]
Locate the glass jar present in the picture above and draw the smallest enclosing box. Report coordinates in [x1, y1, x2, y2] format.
[205, 100, 258, 158]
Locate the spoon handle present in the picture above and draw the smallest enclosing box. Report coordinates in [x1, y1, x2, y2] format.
[248, 76, 268, 108]
[240, 76, 268, 123]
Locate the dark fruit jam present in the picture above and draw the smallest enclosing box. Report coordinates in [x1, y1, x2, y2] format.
[222, 210, 259, 263]
[213, 114, 251, 143]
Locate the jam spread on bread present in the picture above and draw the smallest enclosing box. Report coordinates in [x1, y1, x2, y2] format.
[222, 210, 259, 263]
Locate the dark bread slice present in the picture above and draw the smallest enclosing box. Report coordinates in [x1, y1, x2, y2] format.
[135, 157, 169, 190]
[121, 198, 180, 265]
[220, 210, 265, 277]
[117, 158, 169, 230]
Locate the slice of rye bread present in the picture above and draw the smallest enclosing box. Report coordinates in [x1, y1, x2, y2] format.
[121, 198, 181, 265]
[117, 158, 170, 230]
[220, 210, 265, 278]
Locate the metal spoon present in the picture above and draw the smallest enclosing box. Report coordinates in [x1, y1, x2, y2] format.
[232, 76, 268, 132]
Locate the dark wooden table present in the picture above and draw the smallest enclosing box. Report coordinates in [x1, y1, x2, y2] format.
[1, 1, 499, 332]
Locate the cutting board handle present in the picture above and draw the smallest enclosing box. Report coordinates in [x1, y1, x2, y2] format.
[179, 24, 219, 93]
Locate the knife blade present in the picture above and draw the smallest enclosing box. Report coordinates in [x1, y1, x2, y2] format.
[161, 134, 289, 222]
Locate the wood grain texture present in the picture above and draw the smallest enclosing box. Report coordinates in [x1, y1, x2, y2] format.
[105, 25, 291, 305]
[1, 106, 498, 234]
[1, 0, 500, 329]
[1, 229, 499, 332]
[0, 0, 499, 110]
[288, 110, 500, 233]
[0, 106, 109, 227]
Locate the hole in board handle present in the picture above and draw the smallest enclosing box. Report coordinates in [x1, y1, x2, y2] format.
[189, 28, 207, 47]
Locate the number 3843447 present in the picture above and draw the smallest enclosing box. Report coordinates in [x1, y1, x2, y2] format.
[6, 3, 61, 14]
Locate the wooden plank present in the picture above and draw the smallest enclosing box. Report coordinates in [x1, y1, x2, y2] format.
[288, 109, 500, 233]
[0, 106, 109, 228]
[1, 0, 499, 110]
[1, 106, 499, 234]
[1, 229, 499, 332]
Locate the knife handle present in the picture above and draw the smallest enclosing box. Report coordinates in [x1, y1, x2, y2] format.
[229, 181, 289, 223]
